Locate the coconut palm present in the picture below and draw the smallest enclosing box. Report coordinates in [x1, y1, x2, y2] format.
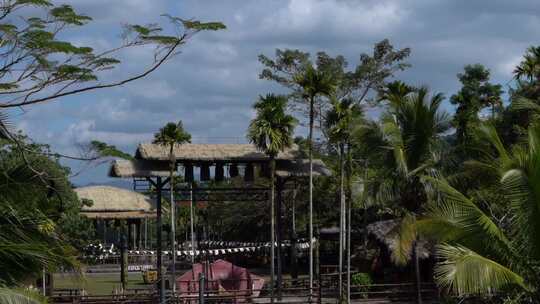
[293, 64, 335, 290]
[413, 122, 540, 299]
[247, 94, 297, 302]
[355, 86, 449, 303]
[153, 121, 191, 293]
[325, 98, 363, 301]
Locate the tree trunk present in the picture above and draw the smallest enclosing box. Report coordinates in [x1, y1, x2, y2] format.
[156, 177, 164, 303]
[270, 157, 276, 303]
[277, 178, 283, 300]
[308, 95, 315, 295]
[170, 145, 177, 294]
[339, 143, 345, 302]
[291, 188, 298, 279]
[413, 240, 422, 304]
[190, 182, 196, 264]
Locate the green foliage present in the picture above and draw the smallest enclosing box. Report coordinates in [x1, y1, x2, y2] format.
[90, 140, 133, 160]
[0, 288, 47, 304]
[414, 122, 540, 296]
[247, 94, 297, 157]
[153, 121, 192, 158]
[450, 64, 502, 147]
[351, 272, 372, 286]
[0, 135, 88, 285]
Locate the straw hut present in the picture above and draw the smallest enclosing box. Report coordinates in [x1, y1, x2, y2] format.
[366, 219, 434, 283]
[75, 185, 156, 249]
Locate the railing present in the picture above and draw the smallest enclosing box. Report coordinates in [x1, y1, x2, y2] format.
[50, 277, 438, 304]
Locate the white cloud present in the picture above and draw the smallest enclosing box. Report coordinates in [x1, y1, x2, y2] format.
[261, 0, 408, 37]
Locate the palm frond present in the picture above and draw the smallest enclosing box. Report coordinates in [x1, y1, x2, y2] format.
[0, 288, 46, 304]
[435, 244, 526, 295]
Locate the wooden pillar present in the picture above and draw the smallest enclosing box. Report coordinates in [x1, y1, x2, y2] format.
[103, 219, 108, 244]
[120, 231, 128, 291]
[137, 219, 142, 249]
[229, 164, 239, 178]
[215, 162, 224, 182]
[155, 176, 165, 303]
[185, 163, 194, 183]
[127, 220, 132, 250]
[200, 163, 210, 181]
[276, 178, 283, 299]
[244, 163, 254, 182]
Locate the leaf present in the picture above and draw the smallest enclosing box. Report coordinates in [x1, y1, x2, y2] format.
[0, 288, 46, 304]
[90, 141, 133, 160]
[50, 5, 92, 25]
[434, 244, 526, 295]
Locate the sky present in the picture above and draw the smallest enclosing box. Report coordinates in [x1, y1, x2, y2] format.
[14, 0, 540, 187]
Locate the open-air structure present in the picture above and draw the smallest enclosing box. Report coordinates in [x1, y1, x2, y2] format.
[75, 186, 156, 249]
[108, 142, 330, 301]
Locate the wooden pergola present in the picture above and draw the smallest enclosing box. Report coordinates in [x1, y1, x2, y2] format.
[108, 142, 330, 301]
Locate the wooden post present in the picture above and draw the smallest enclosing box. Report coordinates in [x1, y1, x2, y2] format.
[276, 178, 283, 300]
[291, 187, 298, 280]
[120, 231, 128, 291]
[156, 176, 164, 303]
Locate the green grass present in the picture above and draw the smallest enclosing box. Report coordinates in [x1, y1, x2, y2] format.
[54, 272, 152, 295]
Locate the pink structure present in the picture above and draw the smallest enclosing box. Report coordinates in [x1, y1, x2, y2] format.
[177, 259, 265, 301]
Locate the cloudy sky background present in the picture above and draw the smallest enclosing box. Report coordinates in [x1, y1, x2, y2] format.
[14, 0, 540, 186]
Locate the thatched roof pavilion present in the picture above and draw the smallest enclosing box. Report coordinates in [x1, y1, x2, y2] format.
[75, 185, 156, 219]
[109, 143, 330, 179]
[135, 143, 300, 162]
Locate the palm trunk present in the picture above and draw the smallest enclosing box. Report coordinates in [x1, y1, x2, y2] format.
[190, 182, 195, 264]
[270, 156, 276, 303]
[169, 145, 177, 294]
[308, 95, 315, 296]
[346, 144, 354, 304]
[339, 143, 345, 302]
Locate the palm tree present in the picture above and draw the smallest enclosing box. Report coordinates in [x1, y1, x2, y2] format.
[247, 94, 297, 302]
[153, 121, 191, 294]
[412, 122, 540, 300]
[357, 86, 449, 303]
[325, 98, 363, 301]
[514, 46, 540, 82]
[293, 64, 335, 291]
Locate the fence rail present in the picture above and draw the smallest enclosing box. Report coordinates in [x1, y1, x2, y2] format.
[50, 279, 439, 304]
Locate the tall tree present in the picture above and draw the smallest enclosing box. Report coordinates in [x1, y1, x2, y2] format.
[247, 94, 297, 302]
[153, 121, 191, 294]
[450, 64, 502, 148]
[259, 39, 409, 291]
[325, 98, 363, 301]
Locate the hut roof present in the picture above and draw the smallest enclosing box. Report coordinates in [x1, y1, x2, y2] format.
[275, 159, 331, 177]
[135, 143, 301, 162]
[109, 158, 330, 178]
[108, 159, 169, 178]
[366, 219, 431, 259]
[75, 186, 156, 219]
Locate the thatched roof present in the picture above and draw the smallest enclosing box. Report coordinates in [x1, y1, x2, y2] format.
[108, 159, 169, 178]
[366, 219, 431, 259]
[109, 158, 330, 178]
[275, 159, 331, 177]
[75, 186, 156, 219]
[135, 143, 301, 162]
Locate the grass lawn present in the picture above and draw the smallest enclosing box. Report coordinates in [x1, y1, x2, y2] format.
[54, 272, 153, 295]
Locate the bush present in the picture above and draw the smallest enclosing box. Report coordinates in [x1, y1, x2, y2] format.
[351, 273, 372, 299]
[351, 272, 372, 286]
